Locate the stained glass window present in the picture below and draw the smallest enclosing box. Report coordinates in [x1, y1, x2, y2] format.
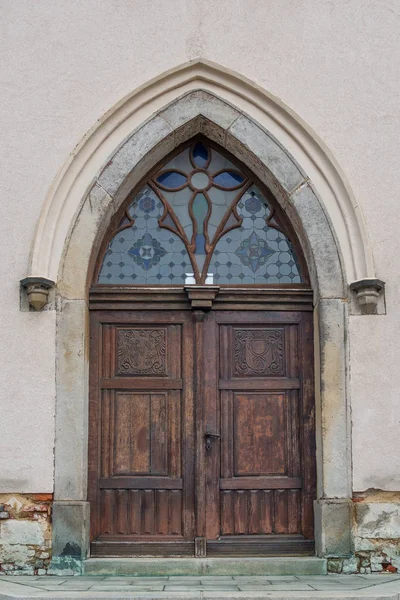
[98, 140, 303, 285]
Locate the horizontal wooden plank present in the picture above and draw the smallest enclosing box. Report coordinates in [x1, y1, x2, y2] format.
[101, 378, 183, 390]
[214, 312, 304, 324]
[99, 477, 183, 489]
[207, 538, 314, 557]
[89, 286, 313, 311]
[91, 540, 193, 557]
[219, 378, 300, 390]
[220, 477, 302, 490]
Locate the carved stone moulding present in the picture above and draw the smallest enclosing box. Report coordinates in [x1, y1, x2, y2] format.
[20, 276, 55, 311]
[349, 278, 385, 315]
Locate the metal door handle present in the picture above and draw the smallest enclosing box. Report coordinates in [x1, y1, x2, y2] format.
[205, 431, 220, 452]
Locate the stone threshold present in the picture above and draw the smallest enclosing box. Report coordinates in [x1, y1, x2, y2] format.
[83, 557, 327, 576]
[1, 574, 400, 600]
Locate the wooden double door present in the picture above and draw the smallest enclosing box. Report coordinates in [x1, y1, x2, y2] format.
[88, 302, 315, 557]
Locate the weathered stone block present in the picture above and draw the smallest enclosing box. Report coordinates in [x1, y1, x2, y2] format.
[52, 501, 90, 560]
[0, 520, 44, 546]
[356, 502, 400, 539]
[342, 556, 359, 574]
[290, 184, 345, 299]
[59, 183, 114, 300]
[227, 115, 305, 193]
[315, 299, 350, 500]
[327, 558, 342, 573]
[315, 500, 352, 556]
[55, 299, 88, 501]
[0, 543, 35, 567]
[159, 90, 240, 134]
[97, 117, 173, 196]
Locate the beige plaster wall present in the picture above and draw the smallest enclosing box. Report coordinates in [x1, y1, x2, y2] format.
[1, 0, 399, 492]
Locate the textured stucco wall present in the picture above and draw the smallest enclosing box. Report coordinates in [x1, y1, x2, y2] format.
[1, 0, 400, 493]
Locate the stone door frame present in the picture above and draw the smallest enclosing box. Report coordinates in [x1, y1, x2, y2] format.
[28, 62, 376, 568]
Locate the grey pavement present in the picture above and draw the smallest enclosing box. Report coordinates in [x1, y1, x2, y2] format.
[0, 574, 400, 599]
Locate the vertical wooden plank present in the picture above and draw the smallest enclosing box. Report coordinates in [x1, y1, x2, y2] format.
[168, 324, 181, 378]
[290, 390, 301, 477]
[274, 489, 288, 534]
[300, 312, 316, 539]
[129, 490, 141, 534]
[101, 489, 114, 535]
[181, 316, 194, 540]
[168, 390, 181, 477]
[88, 313, 101, 540]
[109, 389, 115, 478]
[288, 326, 300, 480]
[248, 490, 261, 534]
[102, 324, 111, 377]
[169, 490, 182, 535]
[288, 489, 300, 534]
[193, 311, 206, 539]
[155, 489, 169, 535]
[260, 489, 273, 534]
[150, 393, 167, 475]
[234, 490, 248, 535]
[204, 314, 220, 539]
[220, 491, 234, 535]
[100, 390, 111, 478]
[219, 324, 230, 380]
[141, 490, 155, 535]
[114, 394, 133, 474]
[116, 489, 128, 534]
[130, 394, 150, 473]
[220, 391, 234, 479]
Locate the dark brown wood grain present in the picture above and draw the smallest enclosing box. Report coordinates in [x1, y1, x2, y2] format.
[88, 311, 194, 556]
[88, 298, 315, 557]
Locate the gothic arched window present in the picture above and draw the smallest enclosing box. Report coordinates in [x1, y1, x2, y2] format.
[97, 140, 305, 285]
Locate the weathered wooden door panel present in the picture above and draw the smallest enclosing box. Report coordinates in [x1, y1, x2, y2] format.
[203, 311, 315, 556]
[89, 304, 315, 557]
[89, 311, 195, 556]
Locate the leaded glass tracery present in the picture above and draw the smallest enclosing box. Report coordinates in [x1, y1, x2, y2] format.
[98, 140, 303, 285]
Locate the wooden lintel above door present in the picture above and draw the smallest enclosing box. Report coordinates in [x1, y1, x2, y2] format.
[89, 285, 313, 311]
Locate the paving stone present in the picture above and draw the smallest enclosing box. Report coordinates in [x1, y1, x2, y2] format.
[264, 583, 316, 590]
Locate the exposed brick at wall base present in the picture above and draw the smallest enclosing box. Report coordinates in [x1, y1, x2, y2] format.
[0, 493, 52, 575]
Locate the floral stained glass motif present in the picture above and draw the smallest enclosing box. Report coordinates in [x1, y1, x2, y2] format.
[98, 141, 303, 285]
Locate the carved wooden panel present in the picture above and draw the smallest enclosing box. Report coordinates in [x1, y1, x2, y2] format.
[100, 488, 182, 536]
[233, 393, 287, 476]
[234, 328, 284, 376]
[116, 328, 166, 376]
[220, 489, 300, 535]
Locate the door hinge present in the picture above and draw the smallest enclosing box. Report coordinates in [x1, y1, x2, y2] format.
[194, 536, 207, 557]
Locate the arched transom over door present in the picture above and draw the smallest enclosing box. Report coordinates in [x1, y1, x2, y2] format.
[88, 138, 316, 558]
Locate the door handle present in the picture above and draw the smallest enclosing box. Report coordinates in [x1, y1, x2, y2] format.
[205, 431, 220, 452]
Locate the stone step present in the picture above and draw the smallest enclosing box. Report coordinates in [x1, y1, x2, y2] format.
[83, 557, 327, 577]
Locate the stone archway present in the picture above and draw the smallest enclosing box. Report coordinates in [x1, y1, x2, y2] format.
[24, 61, 378, 570]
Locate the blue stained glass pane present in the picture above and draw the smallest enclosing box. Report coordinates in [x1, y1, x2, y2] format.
[98, 185, 191, 284]
[99, 145, 303, 286]
[157, 171, 187, 188]
[192, 193, 209, 233]
[207, 185, 302, 284]
[195, 233, 206, 255]
[192, 142, 209, 167]
[213, 171, 244, 188]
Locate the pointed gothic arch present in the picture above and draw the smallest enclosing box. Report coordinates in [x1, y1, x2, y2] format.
[31, 61, 363, 568]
